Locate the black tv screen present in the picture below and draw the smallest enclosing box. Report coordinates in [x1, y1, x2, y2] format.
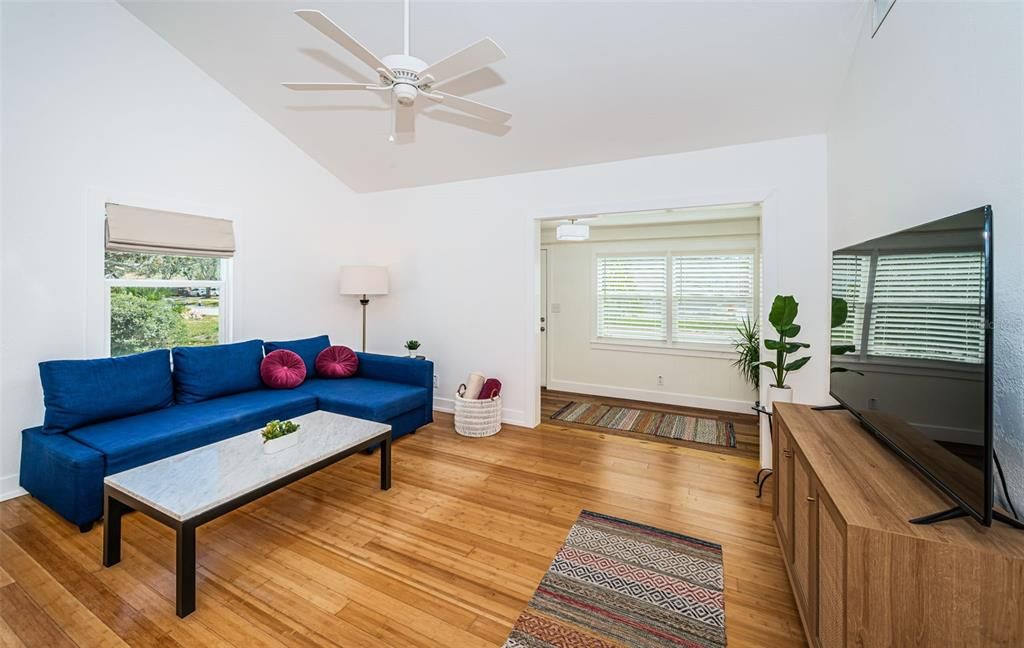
[829, 206, 992, 525]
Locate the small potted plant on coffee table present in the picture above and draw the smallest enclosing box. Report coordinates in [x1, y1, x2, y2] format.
[262, 419, 300, 454]
[404, 340, 421, 358]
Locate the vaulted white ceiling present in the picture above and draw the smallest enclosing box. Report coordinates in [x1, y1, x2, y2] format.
[122, 1, 866, 193]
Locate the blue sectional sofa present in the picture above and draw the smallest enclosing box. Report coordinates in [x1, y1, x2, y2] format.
[19, 335, 433, 531]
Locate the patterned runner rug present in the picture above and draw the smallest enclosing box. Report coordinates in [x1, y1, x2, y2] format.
[550, 402, 736, 448]
[503, 510, 726, 648]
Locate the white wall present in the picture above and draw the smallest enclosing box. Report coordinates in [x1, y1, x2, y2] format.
[357, 135, 831, 467]
[542, 218, 760, 413]
[828, 1, 1024, 508]
[0, 1, 364, 498]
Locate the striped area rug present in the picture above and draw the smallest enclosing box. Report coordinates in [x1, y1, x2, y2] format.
[551, 402, 736, 448]
[503, 510, 726, 648]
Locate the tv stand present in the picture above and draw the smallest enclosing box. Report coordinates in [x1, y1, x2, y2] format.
[772, 403, 1024, 647]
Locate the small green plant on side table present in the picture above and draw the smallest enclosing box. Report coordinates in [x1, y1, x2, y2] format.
[404, 339, 421, 358]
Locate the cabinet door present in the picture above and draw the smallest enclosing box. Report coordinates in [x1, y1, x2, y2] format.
[792, 448, 817, 629]
[816, 492, 845, 648]
[774, 423, 793, 561]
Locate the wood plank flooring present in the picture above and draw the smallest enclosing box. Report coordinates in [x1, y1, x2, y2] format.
[0, 404, 803, 647]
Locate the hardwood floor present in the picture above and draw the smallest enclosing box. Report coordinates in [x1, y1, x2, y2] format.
[0, 409, 804, 647]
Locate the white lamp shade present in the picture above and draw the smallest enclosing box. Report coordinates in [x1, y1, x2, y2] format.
[339, 265, 389, 296]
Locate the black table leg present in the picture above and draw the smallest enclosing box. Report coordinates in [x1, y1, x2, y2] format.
[176, 523, 197, 618]
[380, 435, 392, 491]
[102, 492, 125, 567]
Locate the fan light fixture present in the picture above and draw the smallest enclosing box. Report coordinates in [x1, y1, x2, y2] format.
[557, 219, 590, 241]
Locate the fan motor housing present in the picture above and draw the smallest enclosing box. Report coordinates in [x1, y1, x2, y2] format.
[382, 55, 428, 106]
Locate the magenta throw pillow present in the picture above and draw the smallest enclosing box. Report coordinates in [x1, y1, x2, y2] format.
[260, 350, 306, 389]
[315, 345, 359, 378]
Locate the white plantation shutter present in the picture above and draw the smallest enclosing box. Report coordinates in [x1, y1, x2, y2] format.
[596, 256, 668, 341]
[831, 254, 871, 352]
[868, 252, 985, 363]
[672, 254, 754, 345]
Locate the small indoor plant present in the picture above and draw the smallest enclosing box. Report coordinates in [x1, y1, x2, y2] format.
[758, 295, 811, 411]
[404, 339, 421, 358]
[262, 419, 300, 454]
[731, 316, 760, 397]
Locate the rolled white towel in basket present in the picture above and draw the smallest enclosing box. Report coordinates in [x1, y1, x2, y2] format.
[462, 372, 485, 400]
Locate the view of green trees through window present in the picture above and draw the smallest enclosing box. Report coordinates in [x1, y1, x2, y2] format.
[105, 252, 223, 356]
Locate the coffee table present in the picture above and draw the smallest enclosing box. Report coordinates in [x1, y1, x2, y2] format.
[102, 410, 391, 618]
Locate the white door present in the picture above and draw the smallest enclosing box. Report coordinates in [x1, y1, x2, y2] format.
[540, 248, 549, 388]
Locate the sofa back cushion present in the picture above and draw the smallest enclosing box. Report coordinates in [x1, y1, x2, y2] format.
[39, 349, 174, 434]
[172, 339, 264, 403]
[264, 335, 330, 377]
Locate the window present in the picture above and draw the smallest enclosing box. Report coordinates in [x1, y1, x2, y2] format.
[596, 256, 668, 341]
[831, 250, 985, 364]
[105, 252, 228, 356]
[673, 254, 754, 345]
[595, 252, 756, 349]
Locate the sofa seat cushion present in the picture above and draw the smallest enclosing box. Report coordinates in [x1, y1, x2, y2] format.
[68, 389, 317, 475]
[297, 378, 429, 422]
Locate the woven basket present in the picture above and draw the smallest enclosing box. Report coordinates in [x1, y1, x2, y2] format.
[454, 384, 502, 437]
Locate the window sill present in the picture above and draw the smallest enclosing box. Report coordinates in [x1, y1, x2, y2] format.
[589, 339, 737, 360]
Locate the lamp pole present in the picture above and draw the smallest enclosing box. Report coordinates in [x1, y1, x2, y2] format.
[360, 294, 369, 352]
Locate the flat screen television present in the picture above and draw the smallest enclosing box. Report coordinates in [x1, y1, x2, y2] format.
[829, 206, 994, 525]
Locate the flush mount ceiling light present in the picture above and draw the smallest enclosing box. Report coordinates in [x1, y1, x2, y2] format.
[556, 218, 590, 241]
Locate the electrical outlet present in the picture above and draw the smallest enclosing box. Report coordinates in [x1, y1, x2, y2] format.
[868, 397, 878, 410]
[433, 374, 439, 389]
[657, 375, 664, 386]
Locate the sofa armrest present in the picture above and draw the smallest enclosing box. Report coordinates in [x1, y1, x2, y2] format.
[356, 353, 433, 390]
[19, 427, 106, 526]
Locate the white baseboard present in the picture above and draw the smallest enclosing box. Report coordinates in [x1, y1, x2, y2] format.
[545, 379, 753, 415]
[0, 474, 27, 502]
[433, 397, 529, 427]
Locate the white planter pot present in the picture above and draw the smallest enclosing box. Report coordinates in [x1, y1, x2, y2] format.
[767, 385, 793, 413]
[263, 432, 298, 454]
[408, 349, 418, 358]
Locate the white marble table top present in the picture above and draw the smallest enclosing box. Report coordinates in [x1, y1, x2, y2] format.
[104, 410, 390, 522]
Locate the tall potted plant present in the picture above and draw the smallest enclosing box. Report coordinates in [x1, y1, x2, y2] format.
[731, 316, 760, 399]
[759, 295, 811, 411]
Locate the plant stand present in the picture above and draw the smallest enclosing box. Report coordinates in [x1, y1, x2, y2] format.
[752, 403, 773, 498]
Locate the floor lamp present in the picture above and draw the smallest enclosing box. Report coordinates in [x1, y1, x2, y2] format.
[339, 266, 389, 352]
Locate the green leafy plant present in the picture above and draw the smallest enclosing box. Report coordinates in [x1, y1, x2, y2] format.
[731, 316, 760, 390]
[404, 340, 421, 351]
[830, 297, 861, 375]
[758, 295, 811, 388]
[262, 420, 300, 442]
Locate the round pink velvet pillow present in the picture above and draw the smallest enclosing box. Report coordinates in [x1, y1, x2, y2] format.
[260, 349, 306, 389]
[315, 345, 358, 378]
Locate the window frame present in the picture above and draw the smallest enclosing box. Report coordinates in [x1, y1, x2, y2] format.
[102, 257, 233, 356]
[590, 244, 759, 357]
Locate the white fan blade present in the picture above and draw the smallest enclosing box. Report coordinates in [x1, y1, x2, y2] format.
[282, 82, 377, 91]
[392, 104, 416, 143]
[428, 91, 511, 123]
[419, 38, 505, 87]
[295, 10, 394, 78]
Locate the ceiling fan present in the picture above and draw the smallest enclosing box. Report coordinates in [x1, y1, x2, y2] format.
[282, 0, 510, 142]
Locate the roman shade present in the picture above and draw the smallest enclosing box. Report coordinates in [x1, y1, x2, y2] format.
[105, 203, 235, 257]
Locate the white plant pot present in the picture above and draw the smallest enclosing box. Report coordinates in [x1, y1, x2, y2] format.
[767, 385, 793, 413]
[263, 432, 298, 454]
[408, 349, 418, 358]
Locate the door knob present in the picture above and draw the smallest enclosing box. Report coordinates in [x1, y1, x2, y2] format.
[540, 326, 546, 332]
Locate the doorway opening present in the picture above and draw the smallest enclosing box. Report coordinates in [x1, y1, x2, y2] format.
[537, 203, 763, 458]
